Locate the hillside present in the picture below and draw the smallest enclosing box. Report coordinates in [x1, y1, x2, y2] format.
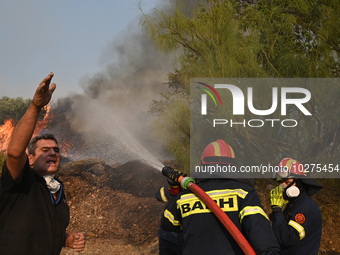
[58, 159, 340, 255]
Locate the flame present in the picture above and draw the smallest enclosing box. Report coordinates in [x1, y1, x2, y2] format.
[0, 105, 57, 154]
[0, 119, 15, 153]
[0, 104, 82, 160]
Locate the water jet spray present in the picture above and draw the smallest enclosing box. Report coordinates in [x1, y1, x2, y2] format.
[107, 123, 164, 170]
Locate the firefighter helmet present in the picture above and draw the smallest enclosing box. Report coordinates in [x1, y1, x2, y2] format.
[276, 158, 323, 196]
[276, 158, 307, 180]
[200, 139, 236, 166]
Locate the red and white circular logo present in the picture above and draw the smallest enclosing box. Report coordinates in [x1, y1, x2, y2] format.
[295, 213, 305, 224]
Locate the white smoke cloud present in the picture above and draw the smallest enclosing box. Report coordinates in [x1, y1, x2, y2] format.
[53, 20, 172, 168]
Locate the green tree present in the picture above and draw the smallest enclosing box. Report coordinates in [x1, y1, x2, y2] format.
[0, 96, 47, 125]
[149, 71, 190, 171]
[141, 0, 265, 78]
[246, 0, 340, 78]
[141, 0, 340, 172]
[142, 0, 266, 171]
[0, 96, 31, 124]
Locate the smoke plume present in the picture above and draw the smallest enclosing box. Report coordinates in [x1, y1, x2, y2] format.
[48, 20, 172, 167]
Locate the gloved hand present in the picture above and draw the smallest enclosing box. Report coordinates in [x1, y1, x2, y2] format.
[270, 186, 288, 209]
[162, 166, 187, 186]
[166, 177, 180, 187]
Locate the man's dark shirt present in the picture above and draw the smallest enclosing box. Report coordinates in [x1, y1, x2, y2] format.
[0, 159, 70, 255]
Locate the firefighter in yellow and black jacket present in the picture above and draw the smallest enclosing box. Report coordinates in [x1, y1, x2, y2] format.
[161, 139, 280, 255]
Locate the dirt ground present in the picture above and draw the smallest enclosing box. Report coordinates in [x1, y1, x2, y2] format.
[58, 159, 165, 255]
[57, 158, 340, 255]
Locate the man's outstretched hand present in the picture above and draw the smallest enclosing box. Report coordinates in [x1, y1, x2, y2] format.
[65, 232, 85, 252]
[32, 72, 56, 109]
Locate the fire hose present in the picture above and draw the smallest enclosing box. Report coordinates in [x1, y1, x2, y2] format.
[162, 167, 256, 255]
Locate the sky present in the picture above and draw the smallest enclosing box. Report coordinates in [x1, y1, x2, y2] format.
[0, 0, 163, 100]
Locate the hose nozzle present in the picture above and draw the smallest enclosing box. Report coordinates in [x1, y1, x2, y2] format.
[162, 166, 193, 188]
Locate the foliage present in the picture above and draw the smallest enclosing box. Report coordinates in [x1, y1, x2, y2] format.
[0, 96, 32, 125]
[141, 0, 265, 78]
[0, 96, 47, 125]
[149, 71, 191, 172]
[245, 0, 340, 78]
[141, 0, 340, 171]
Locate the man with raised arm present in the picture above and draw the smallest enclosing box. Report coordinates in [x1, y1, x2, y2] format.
[0, 73, 85, 255]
